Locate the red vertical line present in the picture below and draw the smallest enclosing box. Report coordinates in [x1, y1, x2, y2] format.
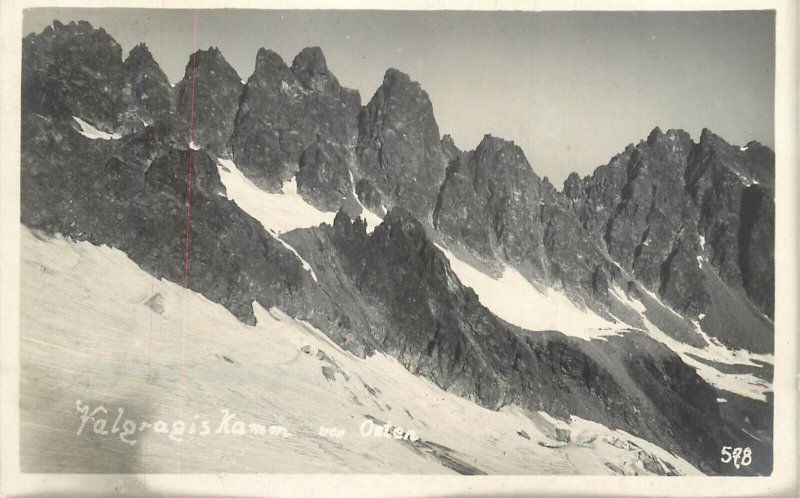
[178, 10, 199, 482]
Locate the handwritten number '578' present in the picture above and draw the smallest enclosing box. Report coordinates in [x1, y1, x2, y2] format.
[720, 446, 752, 468]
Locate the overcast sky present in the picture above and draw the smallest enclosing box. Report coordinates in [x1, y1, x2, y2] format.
[23, 8, 775, 185]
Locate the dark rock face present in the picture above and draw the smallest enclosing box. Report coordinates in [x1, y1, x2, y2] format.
[22, 20, 128, 131]
[357, 68, 449, 222]
[296, 142, 353, 211]
[434, 135, 549, 278]
[738, 185, 774, 316]
[20, 112, 315, 324]
[173, 47, 243, 156]
[565, 128, 707, 314]
[441, 134, 461, 161]
[282, 208, 763, 475]
[433, 135, 612, 310]
[123, 43, 172, 127]
[685, 129, 775, 318]
[354, 179, 386, 215]
[229, 47, 361, 206]
[564, 127, 774, 350]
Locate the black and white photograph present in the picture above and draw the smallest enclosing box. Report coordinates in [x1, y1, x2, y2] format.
[1, 1, 797, 497]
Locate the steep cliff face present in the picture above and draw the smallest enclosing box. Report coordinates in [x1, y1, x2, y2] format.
[172, 47, 243, 156]
[357, 69, 449, 222]
[20, 112, 320, 324]
[229, 47, 361, 208]
[563, 127, 774, 351]
[564, 128, 706, 313]
[686, 129, 775, 318]
[433, 135, 549, 278]
[123, 43, 173, 127]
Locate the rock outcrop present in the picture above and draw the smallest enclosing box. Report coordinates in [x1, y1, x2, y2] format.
[564, 127, 774, 351]
[357, 68, 449, 222]
[172, 47, 243, 156]
[229, 47, 361, 209]
[123, 43, 173, 127]
[433, 135, 549, 278]
[22, 20, 129, 131]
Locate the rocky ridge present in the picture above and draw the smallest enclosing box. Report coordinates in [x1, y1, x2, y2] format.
[19, 21, 775, 475]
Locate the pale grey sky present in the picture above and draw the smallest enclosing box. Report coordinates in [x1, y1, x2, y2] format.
[23, 8, 775, 185]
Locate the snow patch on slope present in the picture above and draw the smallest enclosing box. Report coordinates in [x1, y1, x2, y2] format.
[72, 116, 121, 140]
[217, 158, 335, 234]
[217, 158, 338, 281]
[19, 227, 699, 475]
[609, 285, 772, 401]
[435, 244, 621, 340]
[348, 169, 382, 233]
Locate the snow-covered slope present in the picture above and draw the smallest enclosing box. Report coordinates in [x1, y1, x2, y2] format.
[435, 244, 621, 340]
[217, 158, 335, 234]
[19, 227, 698, 475]
[431, 238, 772, 402]
[217, 158, 332, 281]
[608, 285, 772, 402]
[72, 116, 121, 140]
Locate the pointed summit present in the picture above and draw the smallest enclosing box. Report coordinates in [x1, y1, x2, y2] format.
[356, 68, 447, 221]
[291, 47, 343, 93]
[124, 42, 171, 126]
[255, 48, 290, 73]
[382, 67, 413, 87]
[230, 45, 360, 203]
[124, 42, 169, 83]
[127, 42, 154, 60]
[172, 46, 243, 155]
[433, 131, 548, 280]
[182, 47, 239, 81]
[291, 47, 329, 76]
[646, 126, 664, 145]
[698, 127, 725, 146]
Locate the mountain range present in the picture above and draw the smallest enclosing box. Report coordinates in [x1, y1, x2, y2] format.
[19, 20, 775, 475]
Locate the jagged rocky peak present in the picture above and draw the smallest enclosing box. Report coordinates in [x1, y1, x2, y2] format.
[433, 132, 550, 280]
[185, 46, 226, 74]
[380, 206, 427, 237]
[291, 46, 335, 86]
[40, 19, 113, 42]
[441, 134, 461, 160]
[698, 126, 724, 146]
[332, 207, 369, 238]
[252, 47, 292, 80]
[22, 19, 127, 130]
[230, 45, 360, 207]
[691, 127, 774, 187]
[644, 126, 693, 152]
[562, 171, 584, 198]
[172, 45, 242, 155]
[560, 126, 774, 349]
[126, 42, 157, 67]
[380, 67, 419, 94]
[357, 67, 448, 222]
[474, 135, 531, 170]
[122, 42, 172, 127]
[124, 42, 171, 89]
